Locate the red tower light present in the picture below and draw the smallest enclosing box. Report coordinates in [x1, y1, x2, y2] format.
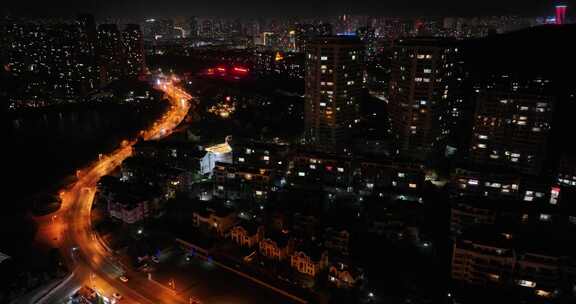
[556, 5, 567, 25]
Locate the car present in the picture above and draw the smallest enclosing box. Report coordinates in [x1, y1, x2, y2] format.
[112, 293, 122, 300]
[119, 275, 128, 283]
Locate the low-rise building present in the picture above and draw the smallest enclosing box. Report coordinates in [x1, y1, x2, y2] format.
[451, 228, 516, 285]
[193, 205, 237, 236]
[213, 162, 273, 201]
[328, 259, 365, 288]
[259, 232, 294, 261]
[101, 179, 162, 224]
[230, 221, 264, 248]
[289, 149, 352, 192]
[451, 225, 573, 296]
[290, 243, 329, 277]
[232, 139, 289, 172]
[201, 142, 233, 175]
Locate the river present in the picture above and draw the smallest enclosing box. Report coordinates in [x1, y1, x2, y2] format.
[3, 102, 165, 259]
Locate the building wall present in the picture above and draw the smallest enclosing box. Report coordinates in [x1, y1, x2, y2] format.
[470, 92, 554, 175]
[304, 37, 364, 150]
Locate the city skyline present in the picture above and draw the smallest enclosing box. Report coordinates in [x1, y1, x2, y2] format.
[2, 0, 573, 18]
[2, 2, 576, 304]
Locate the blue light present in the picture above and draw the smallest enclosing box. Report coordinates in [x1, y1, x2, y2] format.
[336, 32, 357, 36]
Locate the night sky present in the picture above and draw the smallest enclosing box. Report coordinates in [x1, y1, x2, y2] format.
[2, 0, 574, 17]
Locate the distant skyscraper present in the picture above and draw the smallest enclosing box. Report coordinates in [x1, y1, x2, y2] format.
[189, 17, 199, 38]
[304, 36, 364, 150]
[556, 5, 568, 25]
[122, 24, 145, 77]
[388, 38, 460, 159]
[295, 23, 332, 52]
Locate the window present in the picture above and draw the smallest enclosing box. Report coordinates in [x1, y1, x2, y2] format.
[263, 156, 270, 161]
[337, 167, 344, 173]
[468, 179, 479, 185]
[423, 68, 432, 74]
[298, 172, 306, 177]
[321, 56, 328, 61]
[238, 157, 245, 163]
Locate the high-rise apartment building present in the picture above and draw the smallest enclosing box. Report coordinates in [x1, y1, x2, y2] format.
[388, 38, 461, 159]
[304, 36, 364, 150]
[97, 24, 125, 83]
[469, 91, 554, 175]
[122, 24, 145, 78]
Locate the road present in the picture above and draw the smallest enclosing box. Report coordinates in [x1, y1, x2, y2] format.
[32, 77, 193, 304]
[30, 77, 301, 304]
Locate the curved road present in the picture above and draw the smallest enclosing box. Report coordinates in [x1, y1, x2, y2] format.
[33, 78, 193, 304]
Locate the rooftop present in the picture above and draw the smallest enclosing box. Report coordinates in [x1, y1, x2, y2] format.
[205, 142, 232, 154]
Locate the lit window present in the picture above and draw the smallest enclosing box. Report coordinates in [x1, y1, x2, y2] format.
[351, 55, 356, 60]
[478, 134, 488, 139]
[238, 157, 245, 163]
[409, 183, 417, 189]
[320, 102, 326, 107]
[255, 190, 263, 196]
[477, 144, 486, 149]
[310, 164, 316, 169]
[298, 172, 306, 177]
[246, 148, 252, 154]
[540, 214, 551, 221]
[217, 185, 224, 190]
[337, 167, 344, 173]
[468, 179, 479, 185]
[321, 56, 328, 61]
[423, 68, 432, 74]
[263, 156, 270, 161]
